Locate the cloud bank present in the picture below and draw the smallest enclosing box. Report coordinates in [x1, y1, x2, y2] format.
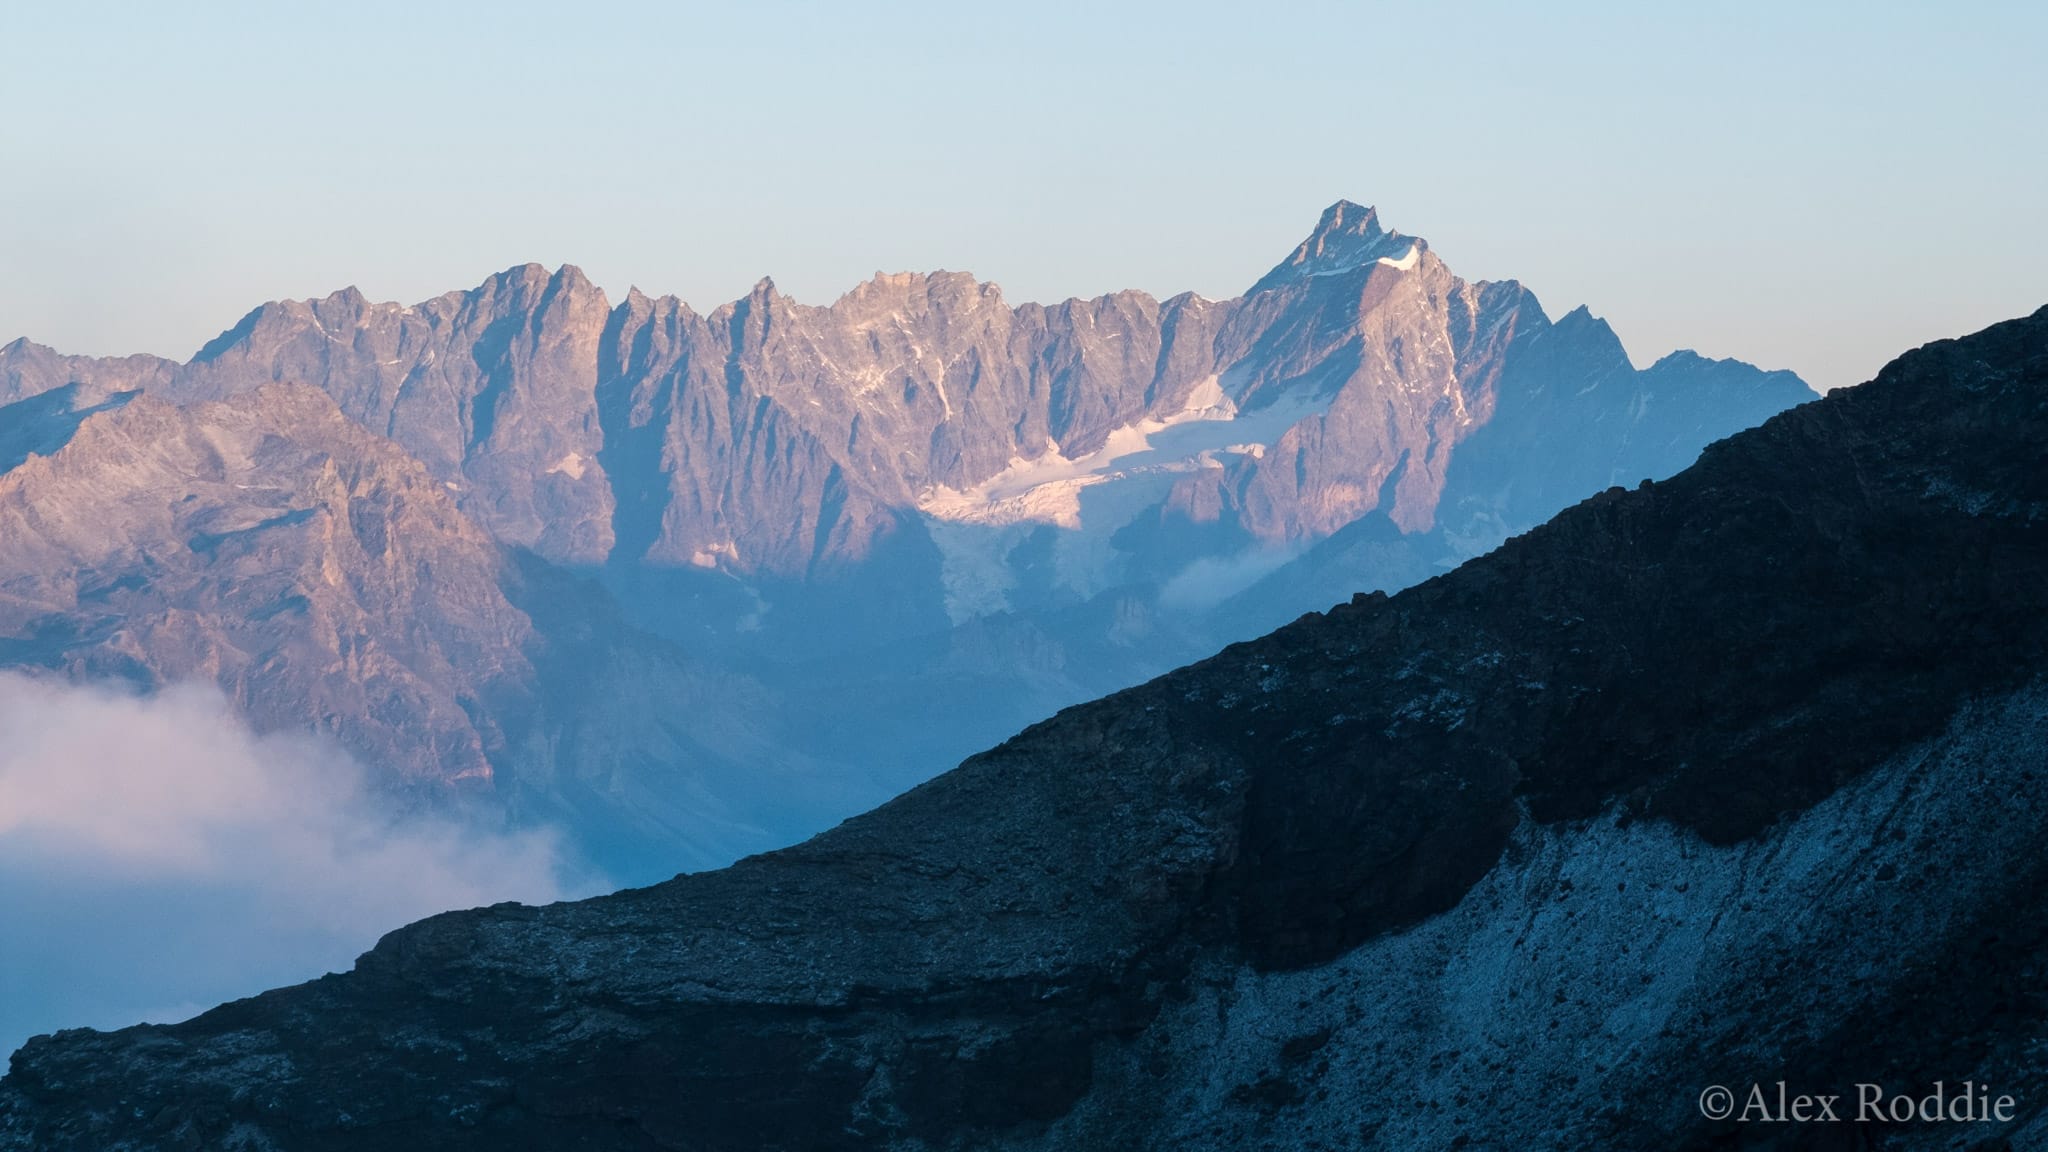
[0, 673, 586, 1059]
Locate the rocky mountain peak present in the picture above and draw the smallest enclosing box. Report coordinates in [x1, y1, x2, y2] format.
[1548, 302, 1624, 349]
[552, 263, 597, 291]
[835, 268, 1001, 313]
[498, 261, 554, 288]
[324, 284, 370, 310]
[1250, 199, 1426, 293]
[1317, 198, 1383, 237]
[0, 337, 175, 405]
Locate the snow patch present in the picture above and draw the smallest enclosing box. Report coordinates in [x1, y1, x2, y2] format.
[1305, 241, 1421, 277]
[914, 375, 1334, 622]
[1376, 243, 1421, 271]
[924, 520, 1022, 623]
[916, 375, 1314, 530]
[689, 541, 740, 569]
[547, 452, 588, 481]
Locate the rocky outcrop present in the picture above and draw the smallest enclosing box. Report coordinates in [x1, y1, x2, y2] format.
[0, 381, 534, 786]
[174, 265, 620, 565]
[0, 338, 174, 407]
[3, 308, 2038, 1150]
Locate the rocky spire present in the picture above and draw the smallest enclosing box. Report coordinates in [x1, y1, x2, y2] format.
[1249, 199, 1427, 293]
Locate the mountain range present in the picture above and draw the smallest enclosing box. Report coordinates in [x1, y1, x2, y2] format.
[0, 201, 1812, 876]
[3, 297, 2040, 1148]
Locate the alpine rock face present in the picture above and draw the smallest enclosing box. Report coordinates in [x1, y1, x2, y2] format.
[0, 202, 1812, 874]
[2, 305, 2039, 1152]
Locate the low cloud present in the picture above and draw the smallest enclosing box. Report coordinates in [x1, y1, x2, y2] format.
[1158, 545, 1300, 613]
[0, 673, 588, 1058]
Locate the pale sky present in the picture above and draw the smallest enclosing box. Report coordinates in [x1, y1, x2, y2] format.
[1, 1, 2042, 391]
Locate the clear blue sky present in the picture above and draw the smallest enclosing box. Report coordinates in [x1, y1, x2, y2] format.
[2, 1, 2041, 390]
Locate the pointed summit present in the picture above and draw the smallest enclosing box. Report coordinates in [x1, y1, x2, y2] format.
[1250, 199, 1427, 294]
[1318, 199, 1382, 237]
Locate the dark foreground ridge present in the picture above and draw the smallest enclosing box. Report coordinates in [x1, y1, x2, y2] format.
[5, 307, 2047, 1149]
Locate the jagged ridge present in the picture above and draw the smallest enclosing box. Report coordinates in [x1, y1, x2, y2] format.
[0, 204, 1815, 874]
